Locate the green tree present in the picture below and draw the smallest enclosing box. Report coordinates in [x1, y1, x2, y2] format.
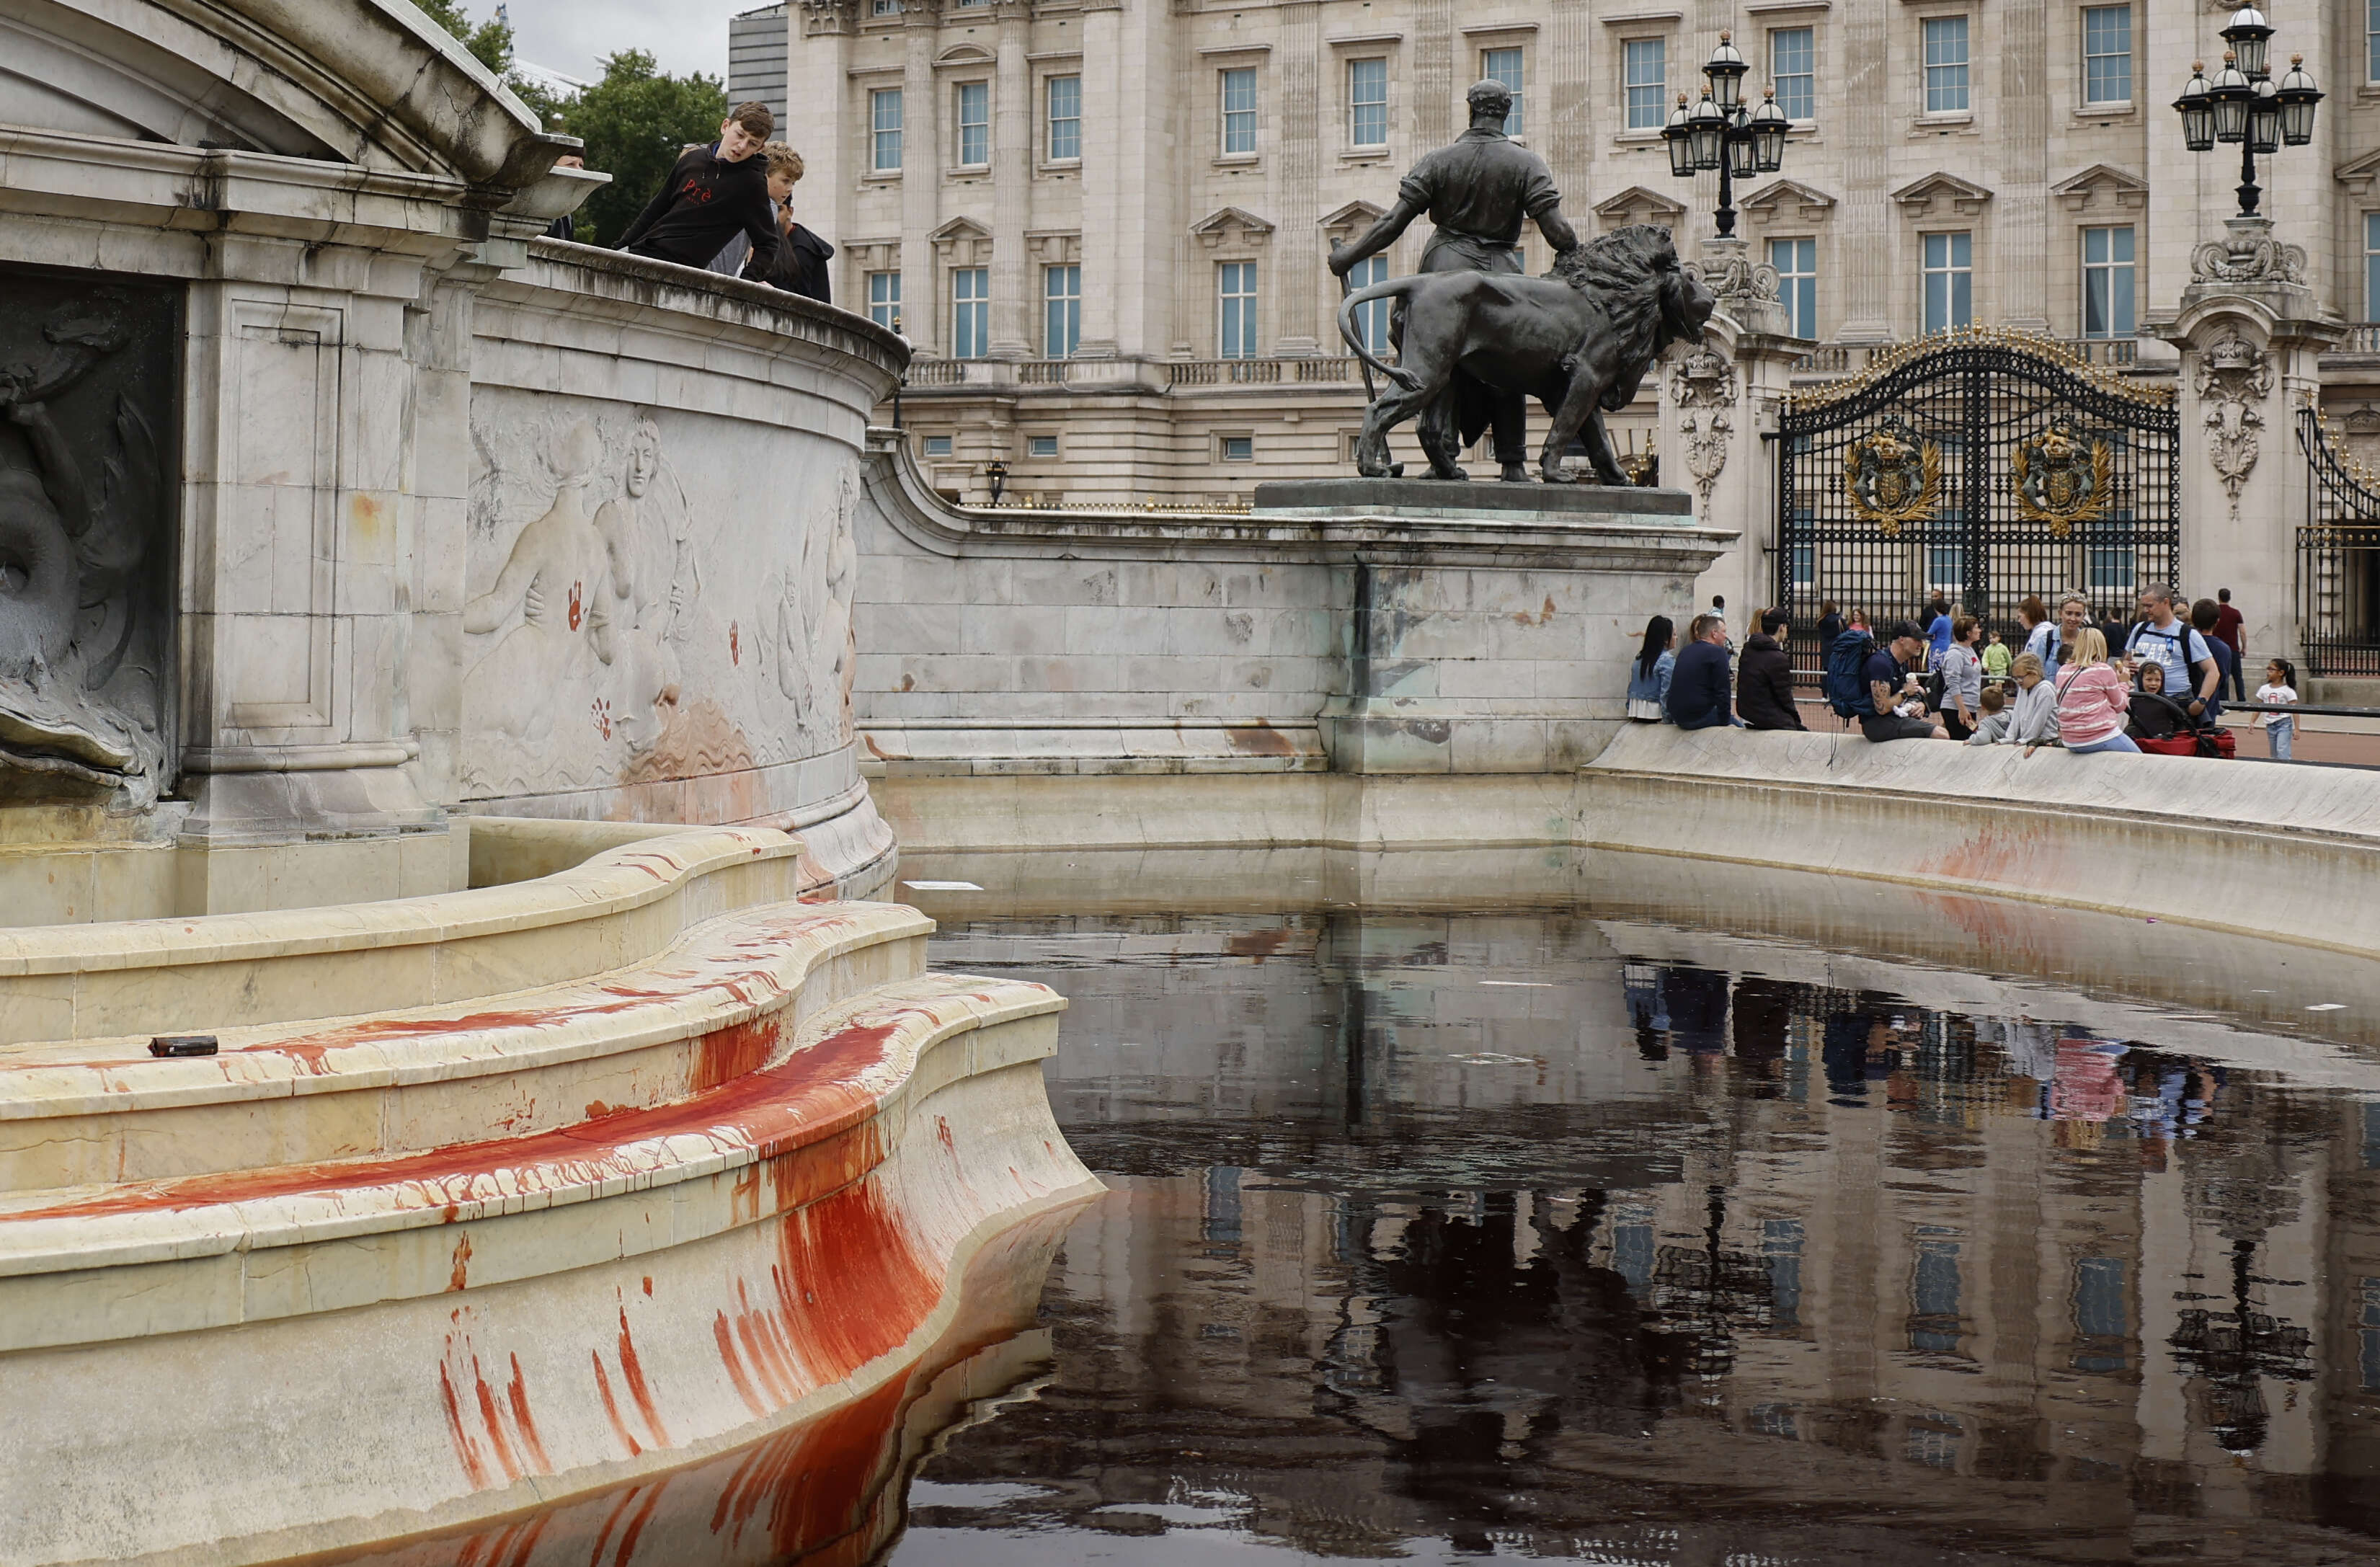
[413, 0, 515, 77]
[556, 52, 729, 247]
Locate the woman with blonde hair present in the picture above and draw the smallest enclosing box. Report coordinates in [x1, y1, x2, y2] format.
[2037, 626, 2138, 756]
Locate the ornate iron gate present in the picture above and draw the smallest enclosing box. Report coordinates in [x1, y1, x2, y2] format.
[1776, 329, 2179, 678]
[2295, 409, 2380, 678]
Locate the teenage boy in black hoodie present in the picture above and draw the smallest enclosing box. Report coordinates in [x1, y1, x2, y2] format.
[616, 102, 783, 279]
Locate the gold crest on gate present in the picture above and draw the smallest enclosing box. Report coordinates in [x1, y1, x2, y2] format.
[2012, 420, 2113, 539]
[1844, 423, 1942, 538]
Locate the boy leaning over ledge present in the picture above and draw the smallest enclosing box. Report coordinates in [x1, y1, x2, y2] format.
[615, 101, 783, 282]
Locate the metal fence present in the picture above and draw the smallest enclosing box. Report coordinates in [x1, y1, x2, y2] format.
[2295, 408, 2380, 677]
[1775, 329, 2180, 682]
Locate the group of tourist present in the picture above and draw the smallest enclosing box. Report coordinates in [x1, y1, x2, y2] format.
[551, 101, 835, 305]
[1627, 586, 2303, 759]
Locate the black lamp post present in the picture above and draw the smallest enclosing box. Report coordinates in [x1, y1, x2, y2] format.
[2174, 7, 2319, 219]
[982, 459, 1008, 506]
[1663, 31, 1787, 239]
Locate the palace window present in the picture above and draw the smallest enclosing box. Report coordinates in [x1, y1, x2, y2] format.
[952, 267, 990, 358]
[1349, 58, 1389, 147]
[1044, 264, 1080, 358]
[923, 435, 953, 456]
[1220, 67, 1258, 156]
[1047, 74, 1081, 161]
[955, 81, 990, 167]
[2371, 0, 2380, 82]
[2082, 5, 2131, 105]
[1624, 37, 1666, 130]
[2365, 213, 2380, 321]
[2081, 224, 2134, 338]
[871, 0, 902, 14]
[870, 88, 903, 172]
[867, 271, 902, 334]
[1349, 254, 1391, 352]
[1922, 230, 1972, 332]
[1221, 435, 1255, 462]
[1772, 27, 1815, 122]
[1480, 47, 1524, 135]
[1029, 435, 1059, 458]
[1219, 261, 1259, 358]
[1923, 16, 1970, 115]
[1770, 237, 1816, 338]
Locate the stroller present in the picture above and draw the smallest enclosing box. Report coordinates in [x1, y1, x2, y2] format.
[2129, 691, 2237, 758]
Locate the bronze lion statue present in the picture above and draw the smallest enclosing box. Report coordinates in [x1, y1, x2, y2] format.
[1335, 223, 1715, 484]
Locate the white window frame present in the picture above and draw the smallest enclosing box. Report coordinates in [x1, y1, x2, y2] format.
[1770, 26, 1816, 123]
[2081, 4, 2131, 107]
[955, 81, 990, 169]
[1922, 16, 1971, 116]
[1220, 434, 1256, 463]
[2079, 224, 2134, 339]
[1044, 263, 1080, 358]
[1480, 46, 1524, 136]
[1218, 261, 1258, 359]
[867, 270, 902, 334]
[1027, 434, 1060, 458]
[1922, 230, 1973, 332]
[869, 87, 903, 173]
[1220, 67, 1258, 157]
[1347, 58, 1390, 148]
[951, 266, 990, 359]
[923, 434, 954, 457]
[1769, 237, 1817, 339]
[1046, 74, 1081, 162]
[1623, 37, 1667, 131]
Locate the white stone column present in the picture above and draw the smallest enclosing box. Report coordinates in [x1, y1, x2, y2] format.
[2157, 227, 2345, 665]
[1660, 243, 1811, 621]
[1273, 0, 1323, 356]
[1834, 0, 1892, 342]
[987, 1, 1032, 359]
[901, 15, 942, 356]
[1996, 0, 2049, 332]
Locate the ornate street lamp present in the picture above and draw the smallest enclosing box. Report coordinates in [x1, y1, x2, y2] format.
[982, 458, 1008, 505]
[2174, 61, 2214, 152]
[2177, 9, 2319, 218]
[1667, 32, 1787, 240]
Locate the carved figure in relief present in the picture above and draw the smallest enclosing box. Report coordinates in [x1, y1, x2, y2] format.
[1668, 345, 1737, 520]
[464, 422, 613, 746]
[0, 293, 166, 798]
[762, 463, 861, 747]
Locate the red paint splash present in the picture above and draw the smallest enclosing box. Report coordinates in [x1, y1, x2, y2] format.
[471, 1363, 524, 1483]
[505, 1353, 551, 1473]
[591, 1351, 642, 1458]
[567, 581, 585, 631]
[617, 1304, 670, 1447]
[438, 1362, 493, 1489]
[729, 620, 741, 664]
[448, 1233, 473, 1292]
[693, 1016, 779, 1093]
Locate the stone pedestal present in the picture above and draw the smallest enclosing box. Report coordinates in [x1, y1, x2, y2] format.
[1658, 244, 1813, 622]
[2154, 218, 2345, 665]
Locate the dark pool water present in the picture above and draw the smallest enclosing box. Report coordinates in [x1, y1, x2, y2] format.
[879, 910, 2380, 1567]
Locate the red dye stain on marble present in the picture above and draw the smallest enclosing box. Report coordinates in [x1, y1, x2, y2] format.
[714, 1311, 767, 1418]
[729, 621, 741, 665]
[448, 1233, 473, 1292]
[471, 1362, 525, 1483]
[590, 1351, 642, 1458]
[567, 581, 585, 631]
[709, 1375, 908, 1558]
[616, 1305, 670, 1447]
[587, 1480, 667, 1567]
[641, 1274, 653, 1297]
[438, 1362, 494, 1489]
[506, 1353, 551, 1473]
[771, 1179, 938, 1381]
[693, 1016, 781, 1093]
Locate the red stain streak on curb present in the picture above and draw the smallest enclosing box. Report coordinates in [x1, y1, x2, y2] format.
[8, 1003, 1008, 1222]
[693, 1017, 778, 1093]
[471, 1362, 525, 1483]
[438, 1362, 492, 1489]
[616, 1306, 670, 1447]
[590, 1353, 642, 1458]
[448, 1233, 473, 1292]
[714, 1311, 767, 1417]
[507, 1353, 551, 1474]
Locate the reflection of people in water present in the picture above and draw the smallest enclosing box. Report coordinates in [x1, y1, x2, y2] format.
[465, 422, 610, 744]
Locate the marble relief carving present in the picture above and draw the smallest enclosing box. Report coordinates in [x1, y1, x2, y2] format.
[0, 271, 175, 803]
[463, 392, 858, 812]
[2194, 332, 2271, 520]
[1668, 345, 1736, 520]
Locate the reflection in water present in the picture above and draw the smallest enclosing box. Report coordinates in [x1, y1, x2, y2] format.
[888, 912, 2380, 1566]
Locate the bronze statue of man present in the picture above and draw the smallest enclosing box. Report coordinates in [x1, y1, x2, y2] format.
[1328, 80, 1580, 482]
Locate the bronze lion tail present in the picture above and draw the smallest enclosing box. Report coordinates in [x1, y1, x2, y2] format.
[1336, 277, 1422, 392]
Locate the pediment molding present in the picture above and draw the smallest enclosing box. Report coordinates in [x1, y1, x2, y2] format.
[2337, 147, 2380, 196]
[1592, 185, 1687, 230]
[1892, 171, 1994, 217]
[2050, 163, 2149, 212]
[1739, 178, 1836, 223]
[1191, 205, 1275, 249]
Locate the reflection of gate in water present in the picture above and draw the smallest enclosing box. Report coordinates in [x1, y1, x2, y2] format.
[1776, 328, 2180, 680]
[2296, 409, 2380, 678]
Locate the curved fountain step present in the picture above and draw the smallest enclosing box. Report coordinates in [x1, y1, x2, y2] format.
[0, 823, 816, 1045]
[0, 970, 1100, 1567]
[0, 898, 933, 1191]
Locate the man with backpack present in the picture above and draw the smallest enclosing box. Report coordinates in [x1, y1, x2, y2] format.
[1825, 620, 1947, 741]
[2123, 587, 2219, 728]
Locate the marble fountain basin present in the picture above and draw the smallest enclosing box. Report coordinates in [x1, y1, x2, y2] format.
[0, 820, 1098, 1566]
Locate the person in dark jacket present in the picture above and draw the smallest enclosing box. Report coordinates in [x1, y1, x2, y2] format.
[1666, 614, 1739, 729]
[1737, 608, 1806, 730]
[711, 144, 835, 303]
[615, 102, 783, 278]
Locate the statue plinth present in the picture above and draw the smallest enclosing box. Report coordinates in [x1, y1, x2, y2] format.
[1252, 477, 1692, 523]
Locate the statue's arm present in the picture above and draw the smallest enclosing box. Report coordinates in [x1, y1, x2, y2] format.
[1329, 195, 1426, 276]
[1535, 209, 1580, 254]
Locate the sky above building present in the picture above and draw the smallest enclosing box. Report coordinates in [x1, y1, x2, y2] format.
[491, 0, 752, 86]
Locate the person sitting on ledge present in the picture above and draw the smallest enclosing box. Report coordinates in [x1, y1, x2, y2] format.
[1736, 608, 1806, 732]
[1859, 621, 1948, 742]
[1625, 615, 1677, 722]
[614, 101, 783, 280]
[2035, 627, 2137, 757]
[1667, 614, 1740, 730]
[2005, 651, 2059, 747]
[1965, 683, 2011, 745]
